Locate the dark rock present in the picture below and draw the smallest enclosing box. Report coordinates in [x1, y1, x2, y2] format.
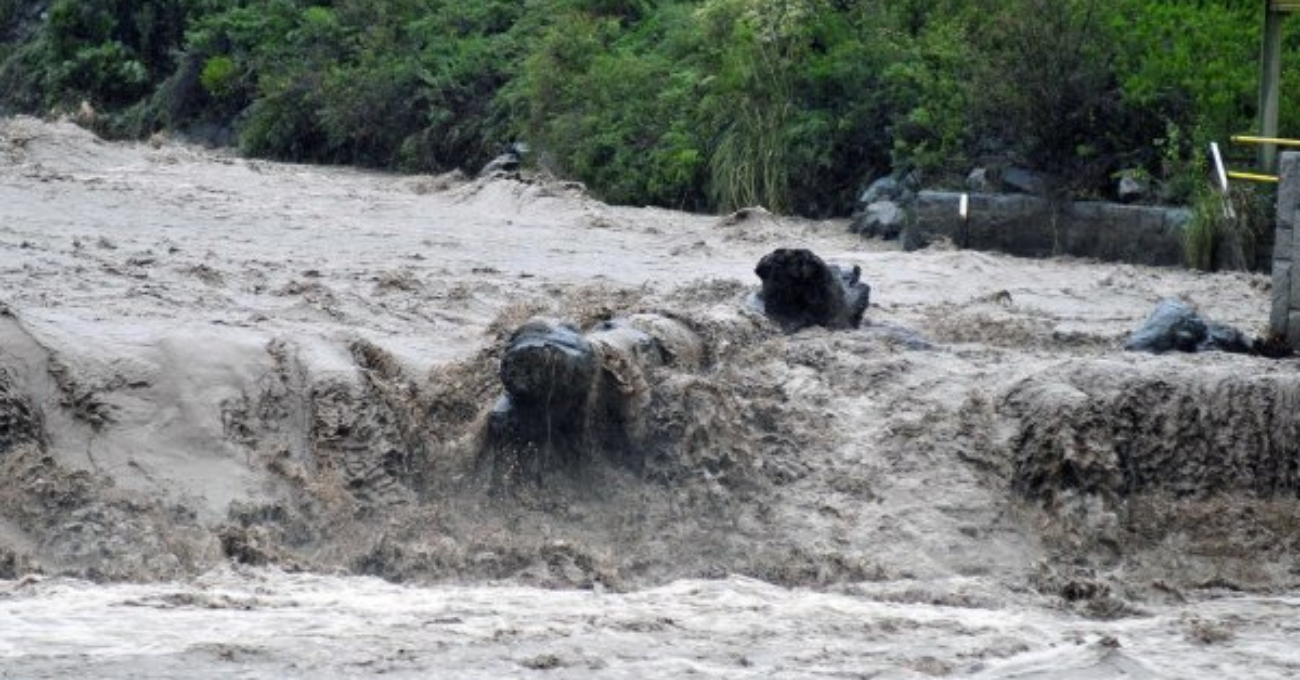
[485, 319, 601, 483]
[1001, 167, 1049, 195]
[851, 200, 905, 239]
[1252, 332, 1294, 359]
[755, 248, 871, 331]
[478, 142, 530, 178]
[479, 153, 520, 177]
[1123, 300, 1208, 353]
[1201, 323, 1250, 354]
[857, 177, 911, 209]
[483, 315, 703, 487]
[499, 319, 597, 409]
[966, 167, 993, 193]
[1123, 300, 1251, 354]
[1117, 174, 1148, 204]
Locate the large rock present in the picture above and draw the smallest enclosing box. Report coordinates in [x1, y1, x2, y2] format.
[484, 315, 703, 485]
[1123, 300, 1207, 353]
[966, 167, 993, 193]
[1001, 167, 1049, 195]
[754, 248, 871, 331]
[1116, 174, 1148, 204]
[1123, 300, 1250, 354]
[851, 200, 905, 240]
[857, 176, 911, 209]
[499, 319, 597, 409]
[478, 142, 530, 177]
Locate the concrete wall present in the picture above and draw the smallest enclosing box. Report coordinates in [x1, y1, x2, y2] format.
[1270, 153, 1300, 344]
[902, 192, 1193, 268]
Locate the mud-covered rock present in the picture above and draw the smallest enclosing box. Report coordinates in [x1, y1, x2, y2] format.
[478, 143, 529, 177]
[484, 315, 706, 486]
[754, 249, 870, 331]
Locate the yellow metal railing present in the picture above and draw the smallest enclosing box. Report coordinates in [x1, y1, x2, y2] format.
[1231, 134, 1300, 149]
[1227, 170, 1281, 184]
[1214, 135, 1300, 184]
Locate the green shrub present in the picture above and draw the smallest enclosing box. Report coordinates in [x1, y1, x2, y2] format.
[520, 3, 710, 208]
[198, 55, 237, 98]
[882, 16, 973, 179]
[0, 0, 1295, 220]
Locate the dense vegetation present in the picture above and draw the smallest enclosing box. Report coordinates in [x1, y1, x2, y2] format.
[0, 0, 1296, 217]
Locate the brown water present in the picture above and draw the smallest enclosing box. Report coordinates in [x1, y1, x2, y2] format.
[0, 116, 1297, 677]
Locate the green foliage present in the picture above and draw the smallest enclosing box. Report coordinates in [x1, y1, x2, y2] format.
[1, 0, 1297, 218]
[882, 15, 973, 178]
[0, 0, 188, 122]
[1108, 0, 1257, 144]
[198, 55, 237, 98]
[969, 0, 1125, 187]
[520, 3, 709, 208]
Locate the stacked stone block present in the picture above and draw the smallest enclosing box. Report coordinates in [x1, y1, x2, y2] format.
[1271, 152, 1300, 345]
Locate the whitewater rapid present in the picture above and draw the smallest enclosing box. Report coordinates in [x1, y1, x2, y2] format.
[2, 569, 1297, 679]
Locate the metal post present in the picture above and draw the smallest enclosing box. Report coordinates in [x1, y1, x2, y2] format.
[1260, 8, 1284, 174]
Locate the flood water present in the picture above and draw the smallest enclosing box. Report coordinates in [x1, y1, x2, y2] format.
[2, 569, 1297, 679]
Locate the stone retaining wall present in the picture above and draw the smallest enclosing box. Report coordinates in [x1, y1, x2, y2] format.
[901, 192, 1195, 268]
[1270, 153, 1300, 345]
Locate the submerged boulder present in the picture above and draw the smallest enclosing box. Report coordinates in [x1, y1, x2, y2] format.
[1123, 300, 1249, 354]
[851, 200, 905, 240]
[487, 319, 599, 480]
[484, 315, 703, 486]
[754, 248, 871, 331]
[478, 142, 530, 178]
[499, 319, 597, 410]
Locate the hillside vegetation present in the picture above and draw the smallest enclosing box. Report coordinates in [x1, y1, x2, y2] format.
[0, 0, 1293, 216]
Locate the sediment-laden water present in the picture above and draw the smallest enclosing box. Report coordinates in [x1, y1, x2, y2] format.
[1, 117, 1297, 678]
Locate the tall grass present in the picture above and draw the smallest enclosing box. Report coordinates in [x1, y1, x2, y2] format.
[1184, 184, 1272, 271]
[709, 99, 793, 213]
